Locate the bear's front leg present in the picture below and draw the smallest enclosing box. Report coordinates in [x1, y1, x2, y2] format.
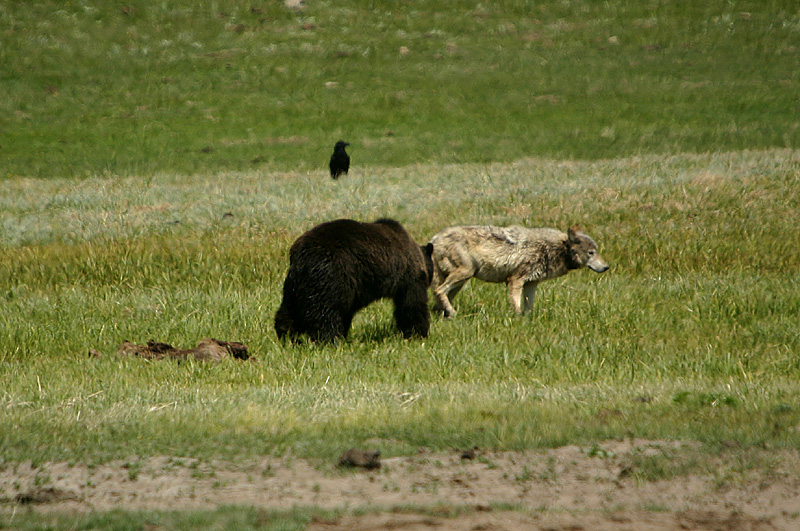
[393, 286, 431, 338]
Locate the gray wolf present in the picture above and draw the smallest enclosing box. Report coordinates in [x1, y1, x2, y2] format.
[429, 225, 609, 317]
[329, 140, 350, 179]
[275, 218, 434, 342]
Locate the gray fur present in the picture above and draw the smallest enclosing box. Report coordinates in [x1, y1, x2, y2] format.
[430, 225, 609, 317]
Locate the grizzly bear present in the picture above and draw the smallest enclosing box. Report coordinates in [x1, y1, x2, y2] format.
[274, 218, 434, 342]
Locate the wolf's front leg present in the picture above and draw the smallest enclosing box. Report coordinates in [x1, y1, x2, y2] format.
[522, 282, 538, 314]
[507, 277, 525, 315]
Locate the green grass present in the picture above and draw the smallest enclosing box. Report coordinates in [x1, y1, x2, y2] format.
[0, 506, 324, 531]
[1, 149, 799, 465]
[2, 2, 800, 526]
[1, 0, 798, 178]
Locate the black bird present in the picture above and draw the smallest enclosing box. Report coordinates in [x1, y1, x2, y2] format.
[329, 140, 350, 179]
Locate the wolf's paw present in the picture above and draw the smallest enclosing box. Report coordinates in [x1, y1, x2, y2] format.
[432, 306, 455, 318]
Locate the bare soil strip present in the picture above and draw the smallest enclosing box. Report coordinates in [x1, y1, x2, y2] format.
[3, 440, 799, 530]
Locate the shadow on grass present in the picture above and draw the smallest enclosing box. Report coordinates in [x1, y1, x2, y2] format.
[349, 323, 406, 345]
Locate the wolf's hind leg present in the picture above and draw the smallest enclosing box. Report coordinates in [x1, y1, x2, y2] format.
[434, 269, 472, 318]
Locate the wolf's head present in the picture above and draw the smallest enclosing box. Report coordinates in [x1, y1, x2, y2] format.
[567, 226, 609, 273]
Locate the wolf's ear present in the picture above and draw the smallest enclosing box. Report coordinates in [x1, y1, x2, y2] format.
[423, 242, 434, 258]
[568, 225, 581, 241]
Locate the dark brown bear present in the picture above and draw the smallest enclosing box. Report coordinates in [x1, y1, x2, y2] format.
[274, 218, 434, 342]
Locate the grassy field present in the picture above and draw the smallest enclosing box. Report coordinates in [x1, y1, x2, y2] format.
[1, 149, 799, 466]
[2, 147, 800, 527]
[2, 0, 800, 528]
[2, 0, 798, 177]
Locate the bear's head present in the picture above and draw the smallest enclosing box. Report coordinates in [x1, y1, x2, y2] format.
[421, 242, 434, 285]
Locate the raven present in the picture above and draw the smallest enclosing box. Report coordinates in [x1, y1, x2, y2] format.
[329, 140, 350, 179]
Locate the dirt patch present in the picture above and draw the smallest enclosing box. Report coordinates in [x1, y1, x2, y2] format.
[104, 337, 250, 361]
[309, 510, 776, 531]
[12, 487, 78, 505]
[2, 439, 799, 530]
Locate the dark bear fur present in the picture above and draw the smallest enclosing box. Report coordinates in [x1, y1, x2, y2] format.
[274, 218, 434, 342]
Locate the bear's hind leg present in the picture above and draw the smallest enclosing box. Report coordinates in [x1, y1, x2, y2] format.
[274, 302, 296, 340]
